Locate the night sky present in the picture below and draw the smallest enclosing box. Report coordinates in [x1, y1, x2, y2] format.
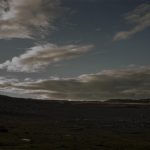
[0, 0, 150, 101]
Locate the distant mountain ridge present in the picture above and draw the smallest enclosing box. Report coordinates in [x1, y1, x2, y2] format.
[0, 94, 150, 118]
[0, 94, 150, 104]
[106, 98, 150, 104]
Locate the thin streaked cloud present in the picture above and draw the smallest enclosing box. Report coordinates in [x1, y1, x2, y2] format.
[114, 3, 150, 41]
[0, 43, 94, 73]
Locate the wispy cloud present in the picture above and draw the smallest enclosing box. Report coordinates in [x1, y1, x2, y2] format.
[0, 0, 63, 39]
[0, 66, 150, 101]
[0, 43, 94, 73]
[114, 3, 150, 41]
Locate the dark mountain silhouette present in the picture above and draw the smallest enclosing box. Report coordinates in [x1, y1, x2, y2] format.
[0, 94, 150, 117]
[106, 98, 150, 104]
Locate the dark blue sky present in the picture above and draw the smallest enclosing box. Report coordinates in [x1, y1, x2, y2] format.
[0, 0, 149, 78]
[0, 0, 149, 100]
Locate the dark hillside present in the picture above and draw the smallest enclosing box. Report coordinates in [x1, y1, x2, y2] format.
[0, 95, 150, 150]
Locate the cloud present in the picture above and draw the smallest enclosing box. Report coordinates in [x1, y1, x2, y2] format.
[114, 3, 150, 41]
[0, 43, 94, 73]
[0, 0, 63, 39]
[0, 66, 150, 101]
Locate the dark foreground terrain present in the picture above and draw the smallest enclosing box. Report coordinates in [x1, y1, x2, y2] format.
[0, 95, 150, 150]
